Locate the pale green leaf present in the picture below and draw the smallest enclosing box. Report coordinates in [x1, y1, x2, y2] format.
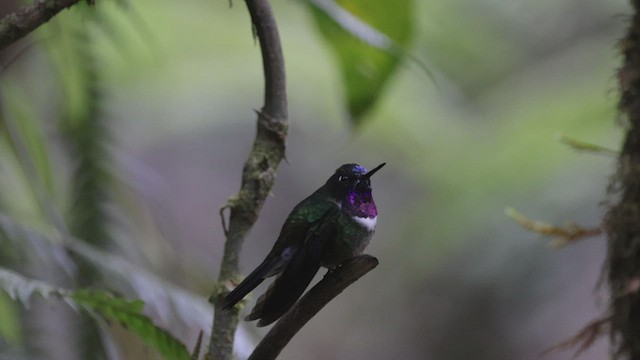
[72, 290, 191, 360]
[306, 0, 415, 125]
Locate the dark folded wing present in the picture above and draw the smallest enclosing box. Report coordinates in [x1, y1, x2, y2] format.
[245, 205, 339, 326]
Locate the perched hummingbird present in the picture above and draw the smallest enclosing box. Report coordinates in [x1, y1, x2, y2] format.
[223, 163, 385, 326]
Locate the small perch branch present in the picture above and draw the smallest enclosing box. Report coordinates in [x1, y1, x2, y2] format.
[208, 0, 288, 359]
[0, 0, 83, 52]
[248, 255, 379, 360]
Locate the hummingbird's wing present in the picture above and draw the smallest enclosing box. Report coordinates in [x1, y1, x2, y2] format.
[245, 205, 340, 326]
[222, 199, 338, 311]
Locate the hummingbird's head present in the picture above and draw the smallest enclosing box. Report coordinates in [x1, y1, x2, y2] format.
[325, 163, 385, 199]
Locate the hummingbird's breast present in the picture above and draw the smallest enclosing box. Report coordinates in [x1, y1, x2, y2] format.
[321, 213, 376, 268]
[322, 190, 377, 268]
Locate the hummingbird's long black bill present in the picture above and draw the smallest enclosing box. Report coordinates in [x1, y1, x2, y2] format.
[363, 163, 386, 179]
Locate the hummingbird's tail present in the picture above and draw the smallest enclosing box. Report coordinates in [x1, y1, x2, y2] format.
[223, 258, 274, 311]
[236, 205, 339, 326]
[245, 224, 332, 326]
[244, 249, 322, 327]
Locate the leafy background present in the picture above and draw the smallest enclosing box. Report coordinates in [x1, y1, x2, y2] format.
[0, 0, 626, 359]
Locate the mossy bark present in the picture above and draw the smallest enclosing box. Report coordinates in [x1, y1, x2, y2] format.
[606, 1, 640, 358]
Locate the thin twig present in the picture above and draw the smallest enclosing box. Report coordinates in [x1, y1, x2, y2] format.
[208, 0, 288, 359]
[191, 330, 204, 360]
[219, 206, 230, 236]
[0, 0, 84, 52]
[556, 133, 618, 157]
[248, 255, 379, 360]
[541, 315, 610, 358]
[505, 207, 602, 248]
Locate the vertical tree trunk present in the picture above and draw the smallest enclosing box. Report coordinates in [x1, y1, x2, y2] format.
[606, 1, 640, 358]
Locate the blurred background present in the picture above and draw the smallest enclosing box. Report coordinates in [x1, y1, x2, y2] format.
[0, 0, 628, 359]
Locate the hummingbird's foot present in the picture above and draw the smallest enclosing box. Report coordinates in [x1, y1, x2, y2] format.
[325, 262, 346, 277]
[325, 267, 337, 277]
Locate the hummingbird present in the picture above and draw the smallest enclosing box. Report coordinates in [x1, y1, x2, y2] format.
[223, 163, 385, 326]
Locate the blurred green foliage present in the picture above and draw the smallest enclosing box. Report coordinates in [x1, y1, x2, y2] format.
[0, 267, 191, 360]
[72, 290, 192, 360]
[308, 0, 415, 124]
[0, 0, 626, 359]
[2, 86, 55, 198]
[0, 291, 20, 345]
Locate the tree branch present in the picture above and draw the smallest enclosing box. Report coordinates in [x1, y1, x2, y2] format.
[0, 0, 82, 52]
[208, 0, 288, 359]
[248, 255, 379, 360]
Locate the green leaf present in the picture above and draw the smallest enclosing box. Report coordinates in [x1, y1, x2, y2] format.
[307, 0, 415, 125]
[0, 268, 191, 360]
[72, 290, 191, 360]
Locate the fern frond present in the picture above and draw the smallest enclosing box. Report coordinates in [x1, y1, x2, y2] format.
[61, 16, 111, 251]
[73, 290, 192, 360]
[0, 214, 213, 335]
[0, 268, 191, 360]
[0, 268, 69, 305]
[53, 11, 113, 358]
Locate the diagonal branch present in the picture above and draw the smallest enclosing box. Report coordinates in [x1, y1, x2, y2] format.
[248, 255, 379, 360]
[0, 0, 83, 52]
[208, 0, 288, 359]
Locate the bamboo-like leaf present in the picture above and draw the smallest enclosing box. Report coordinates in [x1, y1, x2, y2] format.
[0, 86, 69, 239]
[0, 86, 56, 201]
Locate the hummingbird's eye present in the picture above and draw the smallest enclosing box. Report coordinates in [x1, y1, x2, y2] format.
[338, 175, 349, 182]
